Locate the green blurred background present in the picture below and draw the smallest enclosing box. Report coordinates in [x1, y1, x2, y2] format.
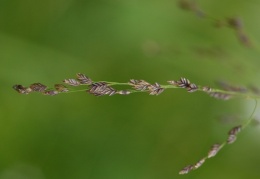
[1, 0, 260, 178]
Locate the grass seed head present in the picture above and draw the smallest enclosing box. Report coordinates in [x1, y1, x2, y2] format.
[76, 73, 92, 85]
[54, 84, 69, 92]
[63, 79, 80, 86]
[13, 84, 30, 94]
[208, 144, 221, 158]
[29, 83, 47, 92]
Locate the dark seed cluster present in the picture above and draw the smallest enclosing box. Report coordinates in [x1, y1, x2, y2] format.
[128, 79, 165, 95]
[216, 81, 247, 93]
[179, 123, 244, 174]
[148, 83, 164, 95]
[227, 125, 242, 144]
[76, 73, 92, 84]
[88, 82, 116, 96]
[13, 85, 31, 94]
[14, 73, 133, 97]
[14, 74, 244, 99]
[178, 0, 251, 47]
[129, 79, 151, 91]
[13, 82, 67, 96]
[208, 92, 232, 100]
[168, 77, 198, 92]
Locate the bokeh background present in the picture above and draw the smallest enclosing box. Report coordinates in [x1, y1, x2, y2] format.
[1, 0, 260, 178]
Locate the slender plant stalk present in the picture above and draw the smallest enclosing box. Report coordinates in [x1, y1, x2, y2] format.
[12, 2, 260, 175]
[13, 73, 259, 174]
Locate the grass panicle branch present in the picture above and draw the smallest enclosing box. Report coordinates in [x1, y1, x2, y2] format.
[13, 73, 258, 99]
[13, 73, 255, 100]
[179, 99, 258, 175]
[177, 0, 251, 47]
[13, 74, 259, 174]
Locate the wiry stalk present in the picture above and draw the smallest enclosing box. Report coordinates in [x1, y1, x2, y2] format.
[13, 73, 259, 174]
[12, 73, 260, 99]
[179, 99, 258, 174]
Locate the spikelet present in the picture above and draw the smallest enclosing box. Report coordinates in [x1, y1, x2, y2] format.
[63, 79, 80, 86]
[76, 73, 92, 84]
[176, 77, 191, 88]
[228, 125, 242, 135]
[237, 31, 251, 47]
[216, 81, 247, 93]
[187, 83, 198, 92]
[202, 86, 212, 92]
[227, 135, 237, 144]
[178, 0, 194, 11]
[167, 80, 177, 85]
[179, 165, 193, 175]
[148, 83, 164, 95]
[227, 125, 242, 144]
[249, 85, 260, 95]
[54, 84, 69, 92]
[43, 90, 59, 96]
[227, 17, 243, 30]
[13, 85, 31, 94]
[208, 144, 221, 158]
[117, 90, 131, 95]
[29, 83, 47, 92]
[193, 158, 206, 170]
[129, 79, 151, 91]
[169, 78, 198, 92]
[209, 92, 232, 100]
[88, 82, 116, 96]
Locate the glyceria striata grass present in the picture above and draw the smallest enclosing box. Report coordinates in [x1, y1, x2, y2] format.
[13, 73, 259, 174]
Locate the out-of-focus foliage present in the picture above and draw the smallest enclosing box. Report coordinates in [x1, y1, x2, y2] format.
[1, 0, 260, 179]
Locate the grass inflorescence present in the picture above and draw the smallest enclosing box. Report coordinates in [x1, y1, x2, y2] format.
[179, 99, 257, 174]
[13, 73, 259, 174]
[12, 73, 260, 99]
[177, 0, 252, 47]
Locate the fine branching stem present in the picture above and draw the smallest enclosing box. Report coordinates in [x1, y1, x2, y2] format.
[12, 1, 260, 175]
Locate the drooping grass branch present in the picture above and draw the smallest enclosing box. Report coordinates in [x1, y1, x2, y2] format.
[13, 73, 259, 174]
[178, 0, 252, 47]
[179, 99, 257, 174]
[13, 73, 260, 99]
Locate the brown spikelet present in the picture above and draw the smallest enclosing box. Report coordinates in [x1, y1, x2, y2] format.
[76, 73, 92, 84]
[179, 165, 193, 175]
[193, 158, 206, 170]
[43, 90, 59, 96]
[13, 85, 31, 94]
[167, 80, 177, 85]
[228, 125, 242, 135]
[227, 17, 243, 30]
[178, 0, 194, 11]
[148, 83, 164, 95]
[249, 85, 260, 95]
[187, 83, 198, 92]
[209, 92, 232, 100]
[129, 79, 151, 91]
[216, 81, 247, 93]
[208, 144, 221, 158]
[88, 82, 116, 96]
[54, 84, 69, 92]
[63, 79, 80, 86]
[227, 125, 242, 144]
[227, 135, 237, 144]
[29, 83, 47, 92]
[168, 78, 198, 92]
[202, 86, 212, 92]
[117, 90, 131, 95]
[176, 77, 191, 88]
[237, 31, 251, 47]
